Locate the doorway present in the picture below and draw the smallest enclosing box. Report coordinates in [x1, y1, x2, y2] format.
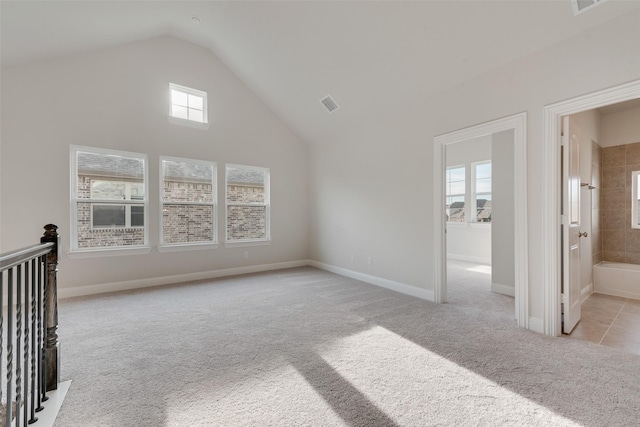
[433, 113, 528, 328]
[542, 79, 640, 336]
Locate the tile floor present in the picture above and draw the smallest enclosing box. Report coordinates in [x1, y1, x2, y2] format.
[565, 293, 640, 355]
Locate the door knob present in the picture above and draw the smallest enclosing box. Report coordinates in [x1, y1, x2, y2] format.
[579, 231, 588, 238]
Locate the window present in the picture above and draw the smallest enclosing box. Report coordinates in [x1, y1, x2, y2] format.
[169, 83, 207, 124]
[71, 146, 148, 251]
[473, 161, 492, 223]
[632, 170, 640, 229]
[446, 166, 465, 222]
[226, 164, 270, 242]
[161, 157, 217, 245]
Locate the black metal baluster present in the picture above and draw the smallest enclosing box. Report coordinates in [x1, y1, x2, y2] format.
[29, 259, 38, 424]
[23, 261, 31, 427]
[16, 264, 23, 427]
[7, 268, 14, 427]
[40, 255, 48, 404]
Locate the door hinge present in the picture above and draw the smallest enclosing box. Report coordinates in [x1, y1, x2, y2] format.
[561, 293, 568, 305]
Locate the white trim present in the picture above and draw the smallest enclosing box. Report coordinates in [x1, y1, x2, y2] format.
[309, 260, 434, 301]
[580, 283, 593, 303]
[157, 243, 219, 253]
[434, 112, 528, 328]
[447, 254, 491, 264]
[66, 246, 152, 259]
[168, 116, 210, 130]
[58, 260, 309, 299]
[528, 317, 544, 334]
[491, 283, 515, 297]
[542, 79, 640, 336]
[224, 240, 271, 248]
[29, 380, 71, 427]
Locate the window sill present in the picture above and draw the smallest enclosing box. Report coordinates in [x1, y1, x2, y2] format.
[158, 242, 219, 253]
[67, 246, 151, 259]
[470, 223, 491, 229]
[446, 222, 468, 229]
[224, 239, 271, 248]
[168, 116, 210, 130]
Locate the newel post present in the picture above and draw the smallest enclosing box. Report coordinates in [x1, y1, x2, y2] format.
[41, 224, 60, 391]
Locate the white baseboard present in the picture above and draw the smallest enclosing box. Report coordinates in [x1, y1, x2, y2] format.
[446, 254, 491, 264]
[491, 282, 515, 297]
[528, 317, 544, 334]
[308, 260, 434, 301]
[34, 380, 71, 427]
[580, 283, 593, 303]
[58, 260, 309, 299]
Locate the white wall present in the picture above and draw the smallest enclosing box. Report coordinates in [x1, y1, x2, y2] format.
[569, 109, 601, 296]
[491, 130, 515, 295]
[308, 9, 640, 322]
[0, 36, 309, 290]
[600, 106, 640, 147]
[445, 135, 492, 263]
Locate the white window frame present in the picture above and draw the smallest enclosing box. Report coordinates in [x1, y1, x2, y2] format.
[168, 83, 209, 130]
[69, 146, 150, 257]
[632, 170, 640, 229]
[446, 165, 466, 224]
[225, 164, 271, 246]
[159, 156, 218, 252]
[472, 160, 492, 224]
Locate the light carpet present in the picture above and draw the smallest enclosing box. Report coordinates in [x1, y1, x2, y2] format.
[53, 266, 639, 426]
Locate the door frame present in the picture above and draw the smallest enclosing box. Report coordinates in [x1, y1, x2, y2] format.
[433, 112, 528, 328]
[542, 79, 640, 336]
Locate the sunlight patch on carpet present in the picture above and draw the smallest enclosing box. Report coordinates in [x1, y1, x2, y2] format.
[466, 264, 492, 274]
[318, 325, 581, 426]
[164, 360, 345, 426]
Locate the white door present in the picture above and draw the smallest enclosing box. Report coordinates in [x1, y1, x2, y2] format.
[562, 116, 582, 334]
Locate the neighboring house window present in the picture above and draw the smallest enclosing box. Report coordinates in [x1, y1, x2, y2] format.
[161, 157, 217, 245]
[446, 166, 465, 222]
[226, 164, 270, 242]
[473, 161, 492, 223]
[71, 146, 148, 250]
[169, 83, 207, 124]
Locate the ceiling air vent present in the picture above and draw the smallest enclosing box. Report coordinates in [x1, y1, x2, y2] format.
[320, 95, 340, 113]
[572, 0, 607, 15]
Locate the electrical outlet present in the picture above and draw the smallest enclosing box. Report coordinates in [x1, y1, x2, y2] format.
[350, 253, 355, 262]
[243, 251, 249, 259]
[367, 257, 373, 265]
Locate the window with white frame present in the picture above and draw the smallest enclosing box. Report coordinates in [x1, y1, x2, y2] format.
[473, 161, 492, 223]
[71, 146, 148, 250]
[446, 166, 466, 222]
[169, 83, 207, 124]
[225, 164, 270, 242]
[161, 157, 217, 245]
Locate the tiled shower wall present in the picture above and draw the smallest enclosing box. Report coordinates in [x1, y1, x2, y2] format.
[600, 141, 640, 264]
[592, 141, 602, 265]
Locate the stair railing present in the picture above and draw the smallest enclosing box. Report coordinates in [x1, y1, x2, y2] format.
[0, 224, 60, 427]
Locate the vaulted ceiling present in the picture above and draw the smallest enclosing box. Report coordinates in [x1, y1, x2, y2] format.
[3, 1, 640, 143]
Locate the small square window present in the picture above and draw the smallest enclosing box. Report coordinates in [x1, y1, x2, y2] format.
[169, 83, 207, 125]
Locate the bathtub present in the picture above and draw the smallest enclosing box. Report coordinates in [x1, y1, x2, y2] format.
[593, 262, 640, 300]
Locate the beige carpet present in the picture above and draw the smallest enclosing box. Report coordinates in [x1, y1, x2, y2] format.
[54, 266, 639, 426]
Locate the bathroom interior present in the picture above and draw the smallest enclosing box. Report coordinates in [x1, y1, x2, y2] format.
[565, 97, 640, 355]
